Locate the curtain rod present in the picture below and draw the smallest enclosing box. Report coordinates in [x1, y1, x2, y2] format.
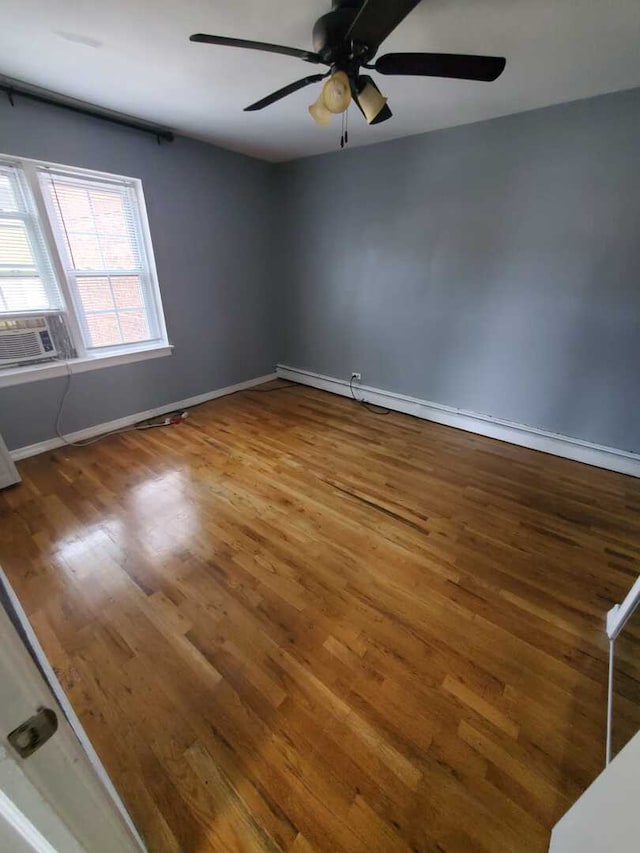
[1, 80, 174, 143]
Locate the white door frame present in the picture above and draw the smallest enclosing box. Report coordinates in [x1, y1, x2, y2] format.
[607, 576, 640, 641]
[605, 575, 640, 764]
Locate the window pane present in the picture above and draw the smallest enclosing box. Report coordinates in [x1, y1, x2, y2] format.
[102, 237, 135, 268]
[75, 274, 152, 349]
[84, 309, 150, 347]
[91, 191, 128, 235]
[67, 233, 103, 268]
[43, 177, 141, 272]
[0, 220, 37, 270]
[52, 183, 93, 231]
[86, 313, 121, 348]
[76, 277, 114, 312]
[112, 276, 144, 309]
[119, 311, 150, 343]
[0, 173, 18, 212]
[0, 278, 49, 312]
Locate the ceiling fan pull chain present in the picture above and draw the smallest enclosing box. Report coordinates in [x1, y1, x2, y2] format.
[340, 110, 345, 149]
[345, 106, 349, 145]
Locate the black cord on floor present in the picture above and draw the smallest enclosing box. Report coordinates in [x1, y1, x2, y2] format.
[349, 375, 391, 416]
[54, 371, 302, 449]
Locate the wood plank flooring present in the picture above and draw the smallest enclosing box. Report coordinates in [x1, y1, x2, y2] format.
[2, 382, 640, 852]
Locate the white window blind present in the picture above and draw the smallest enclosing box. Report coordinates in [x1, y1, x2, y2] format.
[0, 164, 63, 314]
[39, 171, 161, 350]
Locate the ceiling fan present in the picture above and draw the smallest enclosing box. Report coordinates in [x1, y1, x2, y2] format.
[190, 0, 506, 128]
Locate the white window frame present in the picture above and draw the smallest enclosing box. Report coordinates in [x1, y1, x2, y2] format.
[0, 153, 171, 388]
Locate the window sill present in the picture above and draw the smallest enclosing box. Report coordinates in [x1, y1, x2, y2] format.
[0, 344, 173, 389]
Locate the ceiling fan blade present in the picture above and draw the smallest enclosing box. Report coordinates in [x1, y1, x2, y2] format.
[244, 74, 329, 112]
[189, 34, 323, 65]
[345, 0, 422, 49]
[374, 52, 506, 81]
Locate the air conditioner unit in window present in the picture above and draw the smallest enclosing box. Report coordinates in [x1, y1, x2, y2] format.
[0, 317, 58, 366]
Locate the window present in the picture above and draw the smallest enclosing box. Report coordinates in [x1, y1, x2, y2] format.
[39, 172, 162, 350]
[0, 164, 62, 314]
[0, 153, 169, 379]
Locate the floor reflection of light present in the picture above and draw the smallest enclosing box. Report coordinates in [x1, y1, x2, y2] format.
[54, 520, 127, 606]
[51, 469, 200, 600]
[127, 469, 199, 558]
[55, 522, 119, 567]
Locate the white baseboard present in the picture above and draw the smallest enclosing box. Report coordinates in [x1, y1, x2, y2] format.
[10, 372, 278, 461]
[276, 364, 640, 479]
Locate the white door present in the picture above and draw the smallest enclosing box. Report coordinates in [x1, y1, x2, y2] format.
[0, 572, 144, 852]
[549, 729, 640, 852]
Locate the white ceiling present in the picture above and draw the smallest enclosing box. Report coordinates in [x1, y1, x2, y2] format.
[1, 0, 640, 162]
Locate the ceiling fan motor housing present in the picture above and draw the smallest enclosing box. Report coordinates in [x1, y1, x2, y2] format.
[313, 2, 374, 66]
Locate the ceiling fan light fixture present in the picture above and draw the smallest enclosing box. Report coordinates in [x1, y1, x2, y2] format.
[308, 93, 333, 126]
[322, 70, 352, 114]
[356, 76, 389, 124]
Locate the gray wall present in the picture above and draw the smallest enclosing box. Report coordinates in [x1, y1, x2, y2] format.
[2, 87, 640, 455]
[0, 97, 278, 450]
[277, 87, 640, 453]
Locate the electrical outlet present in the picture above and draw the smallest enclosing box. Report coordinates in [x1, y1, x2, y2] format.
[351, 372, 362, 382]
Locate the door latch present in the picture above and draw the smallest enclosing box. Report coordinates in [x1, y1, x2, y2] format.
[7, 707, 58, 758]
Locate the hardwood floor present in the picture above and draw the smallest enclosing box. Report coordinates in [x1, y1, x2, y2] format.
[2, 381, 640, 852]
